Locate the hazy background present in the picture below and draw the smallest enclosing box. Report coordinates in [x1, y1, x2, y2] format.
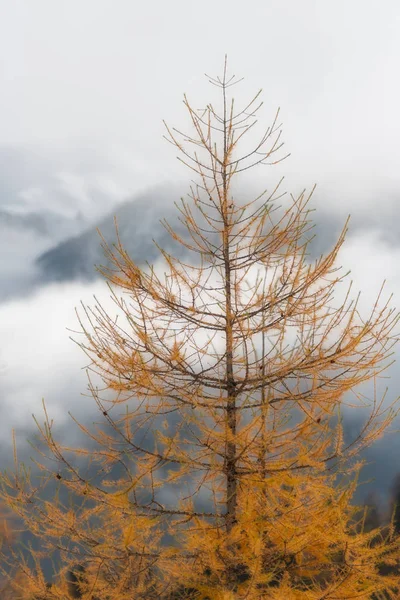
[1, 0, 400, 520]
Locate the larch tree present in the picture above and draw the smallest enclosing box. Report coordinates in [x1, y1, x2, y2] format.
[1, 59, 400, 599]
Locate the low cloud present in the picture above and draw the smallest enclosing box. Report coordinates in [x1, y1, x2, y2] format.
[0, 279, 110, 460]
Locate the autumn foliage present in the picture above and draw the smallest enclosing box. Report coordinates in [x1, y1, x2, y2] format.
[1, 59, 400, 598]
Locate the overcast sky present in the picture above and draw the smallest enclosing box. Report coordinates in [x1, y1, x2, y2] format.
[1, 0, 400, 510]
[1, 1, 400, 203]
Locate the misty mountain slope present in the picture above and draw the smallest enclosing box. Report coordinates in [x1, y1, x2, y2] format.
[36, 185, 190, 283]
[0, 208, 89, 302]
[0, 143, 133, 301]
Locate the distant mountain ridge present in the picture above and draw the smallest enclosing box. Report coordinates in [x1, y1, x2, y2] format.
[36, 185, 189, 283]
[0, 206, 91, 302]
